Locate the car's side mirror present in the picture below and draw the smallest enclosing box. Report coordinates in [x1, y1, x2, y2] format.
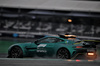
[83, 42, 89, 46]
[34, 40, 39, 45]
[34, 41, 37, 44]
[83, 43, 86, 45]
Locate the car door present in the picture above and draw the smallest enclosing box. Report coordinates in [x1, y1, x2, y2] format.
[44, 37, 65, 56]
[36, 37, 64, 57]
[36, 37, 54, 56]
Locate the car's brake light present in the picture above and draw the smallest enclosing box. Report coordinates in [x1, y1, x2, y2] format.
[76, 46, 83, 48]
[87, 53, 94, 56]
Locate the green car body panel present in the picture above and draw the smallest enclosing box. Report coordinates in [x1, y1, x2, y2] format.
[7, 36, 95, 58]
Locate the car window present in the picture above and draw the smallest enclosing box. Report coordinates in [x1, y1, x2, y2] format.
[37, 37, 64, 43]
[68, 39, 81, 43]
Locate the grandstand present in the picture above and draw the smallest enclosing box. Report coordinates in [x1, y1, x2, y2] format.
[0, 0, 100, 39]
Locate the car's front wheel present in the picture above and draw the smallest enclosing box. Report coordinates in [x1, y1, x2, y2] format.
[56, 48, 70, 59]
[8, 46, 23, 58]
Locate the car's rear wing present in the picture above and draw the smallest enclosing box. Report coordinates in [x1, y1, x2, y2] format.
[83, 40, 100, 45]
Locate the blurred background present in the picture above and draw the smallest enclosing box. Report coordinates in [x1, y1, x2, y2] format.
[0, 0, 100, 58]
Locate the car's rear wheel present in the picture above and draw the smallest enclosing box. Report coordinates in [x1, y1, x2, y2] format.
[8, 46, 23, 58]
[57, 48, 70, 59]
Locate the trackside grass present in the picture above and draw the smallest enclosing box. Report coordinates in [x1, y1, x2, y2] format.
[0, 40, 18, 53]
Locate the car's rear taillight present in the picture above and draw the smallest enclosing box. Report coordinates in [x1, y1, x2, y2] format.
[76, 46, 83, 48]
[87, 52, 94, 56]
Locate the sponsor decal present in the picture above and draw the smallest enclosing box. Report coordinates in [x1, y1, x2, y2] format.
[37, 44, 47, 47]
[65, 41, 69, 44]
[13, 33, 18, 37]
[37, 44, 47, 52]
[19, 34, 35, 38]
[37, 50, 47, 52]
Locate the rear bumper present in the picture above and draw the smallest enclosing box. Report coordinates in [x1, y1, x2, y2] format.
[75, 48, 96, 53]
[71, 48, 97, 59]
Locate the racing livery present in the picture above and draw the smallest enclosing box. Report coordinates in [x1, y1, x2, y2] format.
[7, 35, 97, 59]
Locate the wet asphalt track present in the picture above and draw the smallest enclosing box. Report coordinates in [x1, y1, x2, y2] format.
[0, 53, 100, 66]
[0, 48, 100, 66]
[0, 58, 100, 66]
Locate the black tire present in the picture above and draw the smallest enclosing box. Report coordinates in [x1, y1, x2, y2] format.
[56, 48, 70, 59]
[8, 46, 23, 58]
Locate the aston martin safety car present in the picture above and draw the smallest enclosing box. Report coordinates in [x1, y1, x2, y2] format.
[7, 35, 97, 59]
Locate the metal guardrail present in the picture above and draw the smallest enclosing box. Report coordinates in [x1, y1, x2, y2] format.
[0, 30, 100, 40]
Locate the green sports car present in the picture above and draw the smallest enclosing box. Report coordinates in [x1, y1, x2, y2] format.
[7, 36, 97, 59]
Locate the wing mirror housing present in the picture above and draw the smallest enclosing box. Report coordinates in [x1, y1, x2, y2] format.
[83, 42, 89, 46]
[34, 41, 37, 44]
[83, 43, 86, 45]
[34, 40, 39, 45]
